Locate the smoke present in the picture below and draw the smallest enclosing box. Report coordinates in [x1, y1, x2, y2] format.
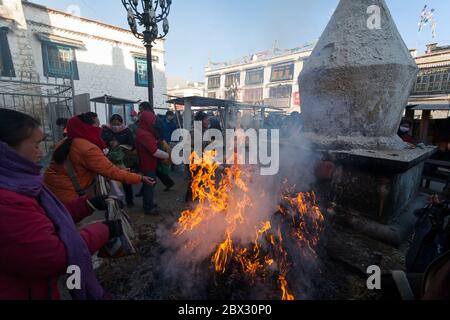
[154, 114, 324, 299]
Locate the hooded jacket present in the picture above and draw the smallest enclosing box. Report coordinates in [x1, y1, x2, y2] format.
[136, 111, 159, 173]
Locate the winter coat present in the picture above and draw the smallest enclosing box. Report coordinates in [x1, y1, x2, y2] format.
[0, 191, 109, 300]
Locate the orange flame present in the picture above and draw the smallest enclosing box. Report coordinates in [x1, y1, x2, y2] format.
[279, 275, 295, 301]
[175, 151, 325, 300]
[212, 235, 234, 274]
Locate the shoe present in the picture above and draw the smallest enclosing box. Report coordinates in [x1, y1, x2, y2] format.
[135, 193, 143, 198]
[164, 183, 175, 192]
[144, 204, 159, 215]
[127, 202, 135, 209]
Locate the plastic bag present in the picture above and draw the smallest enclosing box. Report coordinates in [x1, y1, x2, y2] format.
[97, 176, 137, 258]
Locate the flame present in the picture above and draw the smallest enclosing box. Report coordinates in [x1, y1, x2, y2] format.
[279, 275, 295, 301]
[175, 151, 325, 300]
[212, 234, 234, 274]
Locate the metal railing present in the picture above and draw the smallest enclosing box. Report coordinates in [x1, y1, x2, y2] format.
[0, 71, 74, 155]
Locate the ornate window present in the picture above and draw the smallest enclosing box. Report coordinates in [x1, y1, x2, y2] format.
[134, 57, 148, 86]
[208, 75, 220, 89]
[225, 72, 240, 87]
[245, 68, 264, 85]
[42, 42, 79, 79]
[269, 85, 292, 99]
[270, 62, 294, 82]
[412, 68, 450, 95]
[244, 88, 263, 103]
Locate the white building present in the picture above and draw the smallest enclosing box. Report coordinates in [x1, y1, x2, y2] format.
[167, 76, 205, 99]
[205, 45, 314, 114]
[408, 43, 450, 120]
[0, 0, 167, 124]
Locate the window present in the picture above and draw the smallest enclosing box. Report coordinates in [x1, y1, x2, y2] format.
[269, 85, 292, 99]
[224, 90, 235, 101]
[245, 68, 264, 85]
[134, 57, 148, 86]
[225, 72, 240, 87]
[208, 75, 220, 89]
[270, 62, 294, 82]
[0, 28, 14, 77]
[133, 56, 159, 87]
[42, 42, 79, 79]
[244, 88, 263, 103]
[412, 68, 450, 95]
[208, 92, 217, 99]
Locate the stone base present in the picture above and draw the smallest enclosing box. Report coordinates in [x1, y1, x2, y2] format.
[317, 146, 436, 246]
[303, 132, 409, 151]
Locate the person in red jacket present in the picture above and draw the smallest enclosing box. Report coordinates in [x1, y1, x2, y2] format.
[0, 109, 119, 300]
[135, 110, 170, 215]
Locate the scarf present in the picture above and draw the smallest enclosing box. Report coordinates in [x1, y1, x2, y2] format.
[0, 141, 106, 300]
[67, 117, 107, 150]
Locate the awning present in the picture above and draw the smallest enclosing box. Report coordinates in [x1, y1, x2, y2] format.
[406, 104, 450, 111]
[35, 32, 86, 49]
[91, 95, 140, 105]
[166, 95, 282, 111]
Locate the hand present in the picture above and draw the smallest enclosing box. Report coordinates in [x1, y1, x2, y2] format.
[110, 140, 119, 148]
[87, 195, 110, 211]
[429, 195, 443, 208]
[142, 176, 156, 185]
[103, 220, 123, 240]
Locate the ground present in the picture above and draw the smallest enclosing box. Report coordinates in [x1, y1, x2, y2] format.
[92, 170, 409, 300]
[95, 171, 189, 299]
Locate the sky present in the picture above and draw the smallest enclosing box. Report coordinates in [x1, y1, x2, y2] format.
[33, 0, 450, 81]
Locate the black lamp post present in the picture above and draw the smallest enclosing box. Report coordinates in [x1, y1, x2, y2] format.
[121, 0, 171, 111]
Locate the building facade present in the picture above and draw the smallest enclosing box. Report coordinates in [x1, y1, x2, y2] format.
[0, 0, 167, 124]
[409, 43, 450, 120]
[205, 45, 313, 114]
[167, 77, 205, 98]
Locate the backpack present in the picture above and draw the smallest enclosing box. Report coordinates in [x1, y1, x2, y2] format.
[406, 204, 450, 273]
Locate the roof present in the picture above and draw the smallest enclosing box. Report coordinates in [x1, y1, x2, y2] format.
[166, 96, 282, 111]
[24, 1, 164, 42]
[207, 43, 315, 72]
[91, 95, 140, 105]
[35, 32, 86, 49]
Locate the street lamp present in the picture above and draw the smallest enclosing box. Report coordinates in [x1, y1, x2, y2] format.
[121, 0, 171, 111]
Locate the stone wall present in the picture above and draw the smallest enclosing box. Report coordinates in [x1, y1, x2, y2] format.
[0, 0, 39, 78]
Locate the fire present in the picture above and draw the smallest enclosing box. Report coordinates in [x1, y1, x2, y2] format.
[212, 234, 234, 274]
[175, 151, 325, 300]
[278, 275, 295, 301]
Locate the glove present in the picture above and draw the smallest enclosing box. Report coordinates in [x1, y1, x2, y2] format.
[86, 195, 109, 211]
[103, 220, 124, 240]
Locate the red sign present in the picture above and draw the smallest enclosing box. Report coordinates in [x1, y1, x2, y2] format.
[294, 92, 301, 106]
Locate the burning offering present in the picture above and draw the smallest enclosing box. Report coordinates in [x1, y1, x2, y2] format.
[172, 151, 325, 300]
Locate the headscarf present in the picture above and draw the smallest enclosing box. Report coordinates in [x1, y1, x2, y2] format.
[67, 116, 107, 150]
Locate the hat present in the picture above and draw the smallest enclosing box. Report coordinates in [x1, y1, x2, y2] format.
[195, 111, 209, 122]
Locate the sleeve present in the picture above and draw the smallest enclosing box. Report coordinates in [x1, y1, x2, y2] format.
[64, 196, 93, 223]
[83, 145, 142, 185]
[0, 201, 69, 279]
[79, 223, 110, 255]
[101, 128, 113, 147]
[126, 130, 135, 148]
[141, 134, 158, 156]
